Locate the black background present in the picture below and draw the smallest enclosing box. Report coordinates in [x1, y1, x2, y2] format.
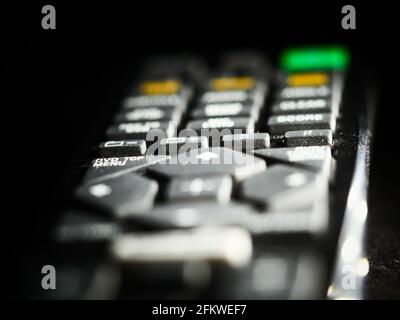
[2, 1, 400, 298]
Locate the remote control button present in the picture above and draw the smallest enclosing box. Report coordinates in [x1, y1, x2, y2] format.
[213, 252, 296, 299]
[167, 175, 233, 204]
[99, 140, 146, 157]
[83, 155, 171, 184]
[285, 72, 331, 87]
[127, 201, 328, 237]
[149, 147, 266, 181]
[240, 165, 318, 210]
[222, 133, 270, 152]
[123, 95, 184, 109]
[216, 249, 326, 299]
[191, 102, 258, 119]
[127, 202, 257, 228]
[272, 98, 331, 114]
[200, 90, 254, 104]
[76, 174, 158, 218]
[280, 46, 349, 71]
[136, 79, 183, 96]
[186, 117, 255, 134]
[279, 85, 331, 99]
[240, 208, 323, 235]
[106, 121, 175, 140]
[123, 78, 192, 110]
[114, 106, 182, 123]
[285, 130, 333, 147]
[158, 136, 208, 155]
[253, 146, 331, 172]
[208, 76, 256, 91]
[200, 79, 266, 108]
[268, 113, 334, 135]
[205, 74, 267, 103]
[54, 210, 120, 243]
[111, 227, 252, 268]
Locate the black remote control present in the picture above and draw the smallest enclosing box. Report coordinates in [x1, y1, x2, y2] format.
[28, 47, 374, 299]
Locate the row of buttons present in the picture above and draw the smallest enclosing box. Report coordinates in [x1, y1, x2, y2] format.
[106, 77, 191, 141]
[267, 71, 342, 148]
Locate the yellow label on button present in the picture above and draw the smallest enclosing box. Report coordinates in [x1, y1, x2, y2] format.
[211, 77, 255, 91]
[287, 73, 329, 87]
[139, 80, 181, 95]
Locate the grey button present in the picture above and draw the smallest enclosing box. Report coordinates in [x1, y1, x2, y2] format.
[285, 129, 333, 147]
[253, 146, 331, 172]
[187, 117, 255, 134]
[122, 202, 257, 228]
[223, 133, 270, 152]
[76, 173, 158, 218]
[107, 121, 175, 140]
[240, 164, 318, 211]
[272, 98, 331, 114]
[279, 85, 331, 99]
[158, 136, 208, 155]
[115, 106, 181, 123]
[167, 175, 233, 204]
[99, 140, 147, 157]
[268, 113, 334, 135]
[110, 227, 252, 268]
[192, 102, 258, 119]
[149, 147, 266, 181]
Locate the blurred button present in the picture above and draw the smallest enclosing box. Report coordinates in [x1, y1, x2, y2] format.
[240, 164, 319, 210]
[210, 250, 296, 299]
[279, 85, 331, 99]
[99, 140, 146, 157]
[158, 136, 209, 155]
[222, 133, 270, 152]
[54, 210, 120, 243]
[201, 90, 252, 104]
[111, 227, 252, 268]
[187, 117, 255, 134]
[280, 46, 350, 71]
[138, 79, 182, 95]
[123, 95, 183, 108]
[272, 98, 331, 114]
[76, 173, 158, 218]
[268, 113, 334, 134]
[149, 147, 266, 181]
[286, 72, 330, 87]
[167, 175, 233, 204]
[285, 129, 333, 147]
[210, 76, 255, 91]
[253, 146, 331, 172]
[125, 202, 257, 228]
[192, 102, 258, 119]
[115, 106, 181, 123]
[106, 121, 175, 140]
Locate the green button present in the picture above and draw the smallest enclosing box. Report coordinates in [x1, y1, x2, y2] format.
[280, 46, 350, 71]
